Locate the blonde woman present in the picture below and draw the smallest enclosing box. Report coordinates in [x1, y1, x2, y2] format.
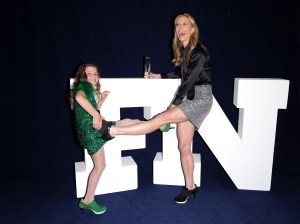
[101, 13, 213, 204]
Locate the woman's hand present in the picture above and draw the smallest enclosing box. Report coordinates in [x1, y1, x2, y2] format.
[144, 72, 161, 79]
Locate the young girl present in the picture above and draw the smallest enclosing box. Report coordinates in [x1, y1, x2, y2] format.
[71, 63, 139, 214]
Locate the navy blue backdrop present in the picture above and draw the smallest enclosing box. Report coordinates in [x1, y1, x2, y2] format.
[1, 0, 299, 223]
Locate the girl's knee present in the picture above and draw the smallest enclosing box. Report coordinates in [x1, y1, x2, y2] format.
[94, 162, 106, 173]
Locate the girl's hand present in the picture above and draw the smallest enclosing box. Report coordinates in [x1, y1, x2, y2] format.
[93, 114, 103, 130]
[97, 91, 110, 109]
[144, 73, 161, 79]
[101, 90, 110, 99]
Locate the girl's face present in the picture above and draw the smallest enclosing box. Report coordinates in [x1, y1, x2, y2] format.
[85, 66, 99, 86]
[175, 16, 195, 47]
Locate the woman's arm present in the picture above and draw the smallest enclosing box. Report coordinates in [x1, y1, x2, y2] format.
[144, 73, 161, 79]
[144, 66, 181, 79]
[172, 50, 205, 105]
[75, 90, 103, 129]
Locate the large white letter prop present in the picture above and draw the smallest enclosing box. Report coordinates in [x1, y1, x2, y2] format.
[199, 78, 289, 190]
[72, 79, 179, 197]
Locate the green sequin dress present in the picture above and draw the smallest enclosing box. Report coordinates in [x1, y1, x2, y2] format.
[74, 81, 108, 155]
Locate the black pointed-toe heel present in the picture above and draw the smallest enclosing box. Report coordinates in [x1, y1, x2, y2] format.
[174, 184, 198, 204]
[99, 120, 115, 141]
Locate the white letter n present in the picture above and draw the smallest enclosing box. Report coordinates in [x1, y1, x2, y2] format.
[199, 78, 289, 190]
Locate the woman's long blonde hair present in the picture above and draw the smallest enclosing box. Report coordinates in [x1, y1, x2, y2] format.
[171, 13, 199, 66]
[69, 63, 101, 109]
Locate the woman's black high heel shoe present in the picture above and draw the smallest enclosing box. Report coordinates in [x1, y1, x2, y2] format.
[99, 120, 115, 141]
[174, 184, 198, 204]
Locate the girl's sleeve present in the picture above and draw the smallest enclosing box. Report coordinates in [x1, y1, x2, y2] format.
[74, 82, 93, 99]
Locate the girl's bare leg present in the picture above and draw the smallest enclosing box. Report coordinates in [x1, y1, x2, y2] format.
[110, 107, 188, 136]
[177, 121, 196, 190]
[83, 148, 106, 202]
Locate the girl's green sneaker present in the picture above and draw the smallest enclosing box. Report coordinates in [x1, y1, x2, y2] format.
[79, 199, 106, 214]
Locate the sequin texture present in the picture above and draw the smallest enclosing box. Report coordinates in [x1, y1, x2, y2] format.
[74, 82, 112, 155]
[177, 85, 212, 129]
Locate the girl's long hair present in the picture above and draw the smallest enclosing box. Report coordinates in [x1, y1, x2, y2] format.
[171, 13, 199, 66]
[69, 63, 101, 109]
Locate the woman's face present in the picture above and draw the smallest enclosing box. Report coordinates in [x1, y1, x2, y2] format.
[175, 16, 195, 47]
[85, 66, 99, 86]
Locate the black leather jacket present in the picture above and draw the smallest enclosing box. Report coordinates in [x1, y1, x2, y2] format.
[161, 43, 212, 105]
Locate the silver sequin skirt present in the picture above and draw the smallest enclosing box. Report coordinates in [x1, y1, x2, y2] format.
[177, 85, 212, 129]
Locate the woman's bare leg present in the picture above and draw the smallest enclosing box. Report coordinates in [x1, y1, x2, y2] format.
[115, 118, 142, 127]
[83, 148, 106, 202]
[110, 107, 188, 136]
[177, 121, 196, 190]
